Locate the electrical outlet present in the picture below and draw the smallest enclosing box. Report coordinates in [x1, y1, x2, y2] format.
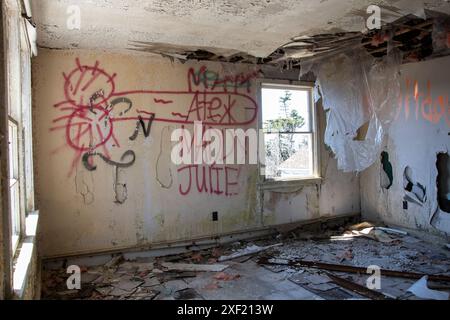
[212, 211, 218, 221]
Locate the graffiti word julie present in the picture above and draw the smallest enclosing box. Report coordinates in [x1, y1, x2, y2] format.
[177, 164, 240, 196]
[396, 78, 450, 127]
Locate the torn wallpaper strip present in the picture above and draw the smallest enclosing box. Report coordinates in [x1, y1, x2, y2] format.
[305, 46, 401, 172]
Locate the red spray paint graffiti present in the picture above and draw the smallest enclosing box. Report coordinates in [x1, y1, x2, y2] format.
[51, 59, 258, 196]
[177, 164, 241, 197]
[395, 78, 450, 127]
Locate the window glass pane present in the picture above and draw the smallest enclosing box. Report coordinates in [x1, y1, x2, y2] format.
[8, 120, 20, 250]
[21, 47, 35, 213]
[6, 11, 22, 119]
[10, 183, 20, 236]
[8, 124, 14, 179]
[264, 133, 313, 179]
[8, 121, 18, 179]
[262, 87, 310, 132]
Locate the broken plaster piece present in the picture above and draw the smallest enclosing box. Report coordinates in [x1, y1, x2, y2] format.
[407, 276, 449, 300]
[142, 277, 160, 287]
[114, 277, 144, 292]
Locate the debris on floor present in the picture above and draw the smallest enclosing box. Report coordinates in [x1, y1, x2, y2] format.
[407, 276, 450, 300]
[41, 220, 450, 300]
[213, 272, 241, 281]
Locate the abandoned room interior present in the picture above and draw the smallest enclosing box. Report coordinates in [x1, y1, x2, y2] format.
[1, 0, 450, 302]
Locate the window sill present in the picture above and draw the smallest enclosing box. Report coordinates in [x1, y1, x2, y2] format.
[12, 210, 39, 299]
[259, 177, 322, 191]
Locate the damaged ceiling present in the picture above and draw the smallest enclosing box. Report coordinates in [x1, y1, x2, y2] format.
[31, 0, 450, 59]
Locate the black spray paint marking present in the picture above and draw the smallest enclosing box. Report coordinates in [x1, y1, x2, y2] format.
[82, 149, 136, 171]
[82, 150, 136, 205]
[110, 97, 133, 116]
[129, 114, 155, 141]
[88, 89, 104, 114]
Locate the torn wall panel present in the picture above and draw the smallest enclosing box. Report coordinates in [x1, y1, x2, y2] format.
[312, 47, 401, 172]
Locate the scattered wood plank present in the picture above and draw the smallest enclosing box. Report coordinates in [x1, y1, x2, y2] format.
[105, 255, 123, 268]
[161, 262, 228, 272]
[376, 227, 408, 236]
[257, 257, 450, 282]
[218, 243, 283, 262]
[325, 272, 393, 300]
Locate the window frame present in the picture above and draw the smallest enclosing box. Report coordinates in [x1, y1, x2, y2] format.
[1, 0, 38, 299]
[5, 1, 35, 259]
[8, 118, 20, 254]
[257, 79, 321, 185]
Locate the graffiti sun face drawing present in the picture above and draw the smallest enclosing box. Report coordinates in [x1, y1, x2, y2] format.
[51, 59, 121, 174]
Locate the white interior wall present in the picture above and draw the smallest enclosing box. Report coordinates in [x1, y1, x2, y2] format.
[361, 55, 450, 235]
[32, 49, 360, 258]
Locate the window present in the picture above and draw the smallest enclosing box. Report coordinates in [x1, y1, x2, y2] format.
[4, 1, 35, 259]
[260, 83, 319, 180]
[8, 119, 20, 252]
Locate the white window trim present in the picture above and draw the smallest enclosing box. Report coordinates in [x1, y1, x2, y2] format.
[257, 79, 322, 187]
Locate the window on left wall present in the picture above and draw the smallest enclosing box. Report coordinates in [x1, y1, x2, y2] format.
[8, 119, 20, 253]
[5, 0, 35, 258]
